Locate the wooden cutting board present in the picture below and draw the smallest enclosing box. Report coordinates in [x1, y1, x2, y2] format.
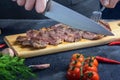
[4, 21, 120, 58]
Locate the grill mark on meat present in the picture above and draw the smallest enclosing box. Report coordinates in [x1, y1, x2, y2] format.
[26, 30, 39, 39]
[30, 39, 48, 48]
[48, 29, 62, 45]
[16, 23, 107, 48]
[73, 30, 83, 42]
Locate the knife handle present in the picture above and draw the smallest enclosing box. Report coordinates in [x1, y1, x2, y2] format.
[43, 0, 52, 14]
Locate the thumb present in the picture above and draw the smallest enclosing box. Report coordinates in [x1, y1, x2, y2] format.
[100, 0, 109, 6]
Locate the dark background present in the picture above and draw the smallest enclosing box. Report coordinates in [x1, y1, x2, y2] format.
[0, 0, 100, 19]
[0, 0, 72, 19]
[101, 2, 120, 19]
[0, 0, 120, 19]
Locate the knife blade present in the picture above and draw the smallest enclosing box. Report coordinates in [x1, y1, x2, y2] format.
[44, 1, 114, 36]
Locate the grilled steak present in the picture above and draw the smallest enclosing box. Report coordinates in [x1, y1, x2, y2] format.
[16, 36, 28, 43]
[16, 23, 110, 48]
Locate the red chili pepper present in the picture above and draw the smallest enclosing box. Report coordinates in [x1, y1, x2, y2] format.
[0, 44, 6, 48]
[96, 56, 120, 64]
[109, 41, 120, 46]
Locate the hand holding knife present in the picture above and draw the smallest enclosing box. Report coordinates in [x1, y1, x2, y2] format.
[100, 0, 120, 8]
[13, 0, 114, 36]
[44, 0, 113, 36]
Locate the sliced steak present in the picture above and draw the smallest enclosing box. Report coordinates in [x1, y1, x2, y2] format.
[16, 23, 106, 48]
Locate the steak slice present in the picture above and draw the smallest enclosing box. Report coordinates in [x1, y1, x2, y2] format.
[16, 36, 31, 46]
[26, 30, 39, 39]
[22, 40, 31, 46]
[99, 20, 111, 31]
[16, 36, 28, 43]
[82, 31, 103, 40]
[30, 39, 48, 48]
[74, 30, 83, 42]
[48, 29, 62, 45]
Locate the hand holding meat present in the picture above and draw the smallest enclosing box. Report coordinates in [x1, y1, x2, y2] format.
[100, 0, 119, 8]
[12, 0, 47, 13]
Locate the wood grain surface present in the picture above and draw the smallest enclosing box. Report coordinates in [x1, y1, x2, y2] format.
[4, 21, 120, 58]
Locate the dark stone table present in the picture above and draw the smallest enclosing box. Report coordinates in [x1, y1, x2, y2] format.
[0, 19, 120, 80]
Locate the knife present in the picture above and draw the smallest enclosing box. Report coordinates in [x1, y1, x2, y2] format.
[44, 0, 114, 36]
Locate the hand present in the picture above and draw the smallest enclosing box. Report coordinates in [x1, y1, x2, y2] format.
[12, 0, 47, 13]
[100, 0, 119, 8]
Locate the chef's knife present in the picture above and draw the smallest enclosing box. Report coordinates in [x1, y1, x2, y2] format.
[44, 0, 113, 36]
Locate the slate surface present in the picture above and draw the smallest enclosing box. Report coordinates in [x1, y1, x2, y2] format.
[0, 19, 120, 80]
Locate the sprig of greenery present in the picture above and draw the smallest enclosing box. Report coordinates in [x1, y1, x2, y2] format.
[0, 54, 36, 80]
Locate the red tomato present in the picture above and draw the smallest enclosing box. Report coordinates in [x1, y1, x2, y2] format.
[71, 53, 84, 62]
[83, 71, 100, 80]
[69, 60, 82, 68]
[85, 57, 98, 67]
[83, 64, 98, 73]
[66, 66, 81, 80]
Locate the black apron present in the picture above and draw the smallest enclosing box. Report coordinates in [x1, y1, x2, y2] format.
[101, 2, 120, 19]
[0, 0, 100, 19]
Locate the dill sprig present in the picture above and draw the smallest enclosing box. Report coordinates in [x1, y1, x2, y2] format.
[0, 54, 36, 80]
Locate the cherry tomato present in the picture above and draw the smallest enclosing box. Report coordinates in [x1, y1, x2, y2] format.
[83, 71, 100, 80]
[71, 53, 84, 62]
[85, 57, 98, 67]
[83, 64, 98, 73]
[66, 66, 81, 80]
[69, 60, 82, 68]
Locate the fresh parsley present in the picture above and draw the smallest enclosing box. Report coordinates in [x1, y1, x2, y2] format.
[0, 54, 36, 80]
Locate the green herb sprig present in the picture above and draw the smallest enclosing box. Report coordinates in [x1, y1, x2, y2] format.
[0, 54, 36, 80]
